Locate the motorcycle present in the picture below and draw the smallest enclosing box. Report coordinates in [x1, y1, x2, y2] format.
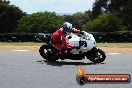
[36, 31, 106, 63]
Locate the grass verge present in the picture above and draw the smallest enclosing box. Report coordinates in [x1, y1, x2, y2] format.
[0, 42, 132, 48]
[0, 42, 132, 53]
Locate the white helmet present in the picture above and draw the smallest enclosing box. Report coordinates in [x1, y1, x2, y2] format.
[63, 22, 72, 33]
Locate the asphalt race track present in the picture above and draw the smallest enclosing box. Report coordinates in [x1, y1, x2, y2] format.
[0, 50, 131, 88]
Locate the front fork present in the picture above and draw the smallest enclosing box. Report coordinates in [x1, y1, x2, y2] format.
[91, 47, 100, 58]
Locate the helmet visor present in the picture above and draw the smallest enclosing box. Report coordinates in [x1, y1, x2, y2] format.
[63, 27, 72, 33]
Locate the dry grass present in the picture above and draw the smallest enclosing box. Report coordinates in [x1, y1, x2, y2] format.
[97, 43, 132, 53]
[0, 42, 132, 53]
[0, 42, 41, 51]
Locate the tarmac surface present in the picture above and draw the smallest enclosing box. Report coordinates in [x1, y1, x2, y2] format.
[0, 50, 131, 88]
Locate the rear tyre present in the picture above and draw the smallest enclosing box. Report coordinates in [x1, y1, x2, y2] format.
[87, 48, 106, 63]
[39, 44, 57, 62]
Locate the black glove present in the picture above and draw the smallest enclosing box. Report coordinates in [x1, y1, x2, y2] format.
[74, 46, 80, 50]
[80, 31, 84, 35]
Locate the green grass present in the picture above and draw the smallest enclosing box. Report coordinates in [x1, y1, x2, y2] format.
[97, 43, 132, 48]
[0, 42, 132, 48]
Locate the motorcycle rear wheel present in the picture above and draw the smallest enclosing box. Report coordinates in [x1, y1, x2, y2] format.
[39, 44, 57, 61]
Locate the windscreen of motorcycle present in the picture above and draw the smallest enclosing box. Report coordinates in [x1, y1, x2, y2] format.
[66, 33, 80, 46]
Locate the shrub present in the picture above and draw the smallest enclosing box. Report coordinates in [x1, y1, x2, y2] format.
[18, 11, 63, 33]
[82, 14, 127, 32]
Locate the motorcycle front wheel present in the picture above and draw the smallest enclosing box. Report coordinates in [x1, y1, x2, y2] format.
[39, 44, 57, 62]
[87, 48, 106, 63]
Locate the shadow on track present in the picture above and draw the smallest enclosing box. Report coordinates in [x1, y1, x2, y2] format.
[37, 60, 105, 66]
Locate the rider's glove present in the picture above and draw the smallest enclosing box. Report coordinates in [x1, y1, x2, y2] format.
[80, 31, 84, 35]
[74, 46, 80, 50]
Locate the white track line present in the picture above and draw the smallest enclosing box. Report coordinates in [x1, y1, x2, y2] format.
[107, 53, 121, 55]
[11, 50, 29, 52]
[10, 50, 122, 54]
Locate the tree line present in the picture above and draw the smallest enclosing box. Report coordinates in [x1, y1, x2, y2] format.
[0, 0, 132, 33]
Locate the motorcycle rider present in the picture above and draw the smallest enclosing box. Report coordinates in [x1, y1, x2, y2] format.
[51, 22, 84, 55]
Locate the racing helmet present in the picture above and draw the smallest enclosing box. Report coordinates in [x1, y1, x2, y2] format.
[63, 22, 72, 33]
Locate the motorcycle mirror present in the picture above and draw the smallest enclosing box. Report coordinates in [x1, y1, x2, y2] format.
[68, 36, 72, 39]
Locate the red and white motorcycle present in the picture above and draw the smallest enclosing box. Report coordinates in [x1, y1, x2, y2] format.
[37, 31, 106, 63]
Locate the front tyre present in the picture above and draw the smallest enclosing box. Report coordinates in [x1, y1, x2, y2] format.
[87, 48, 106, 63]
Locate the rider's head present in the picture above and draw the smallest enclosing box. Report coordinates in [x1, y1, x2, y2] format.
[63, 22, 72, 33]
